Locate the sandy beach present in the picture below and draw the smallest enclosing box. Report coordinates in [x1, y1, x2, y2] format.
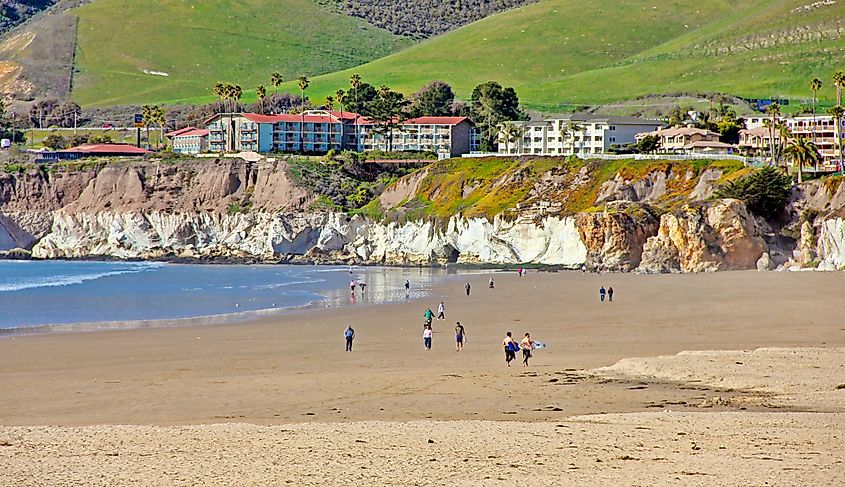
[1, 270, 844, 485]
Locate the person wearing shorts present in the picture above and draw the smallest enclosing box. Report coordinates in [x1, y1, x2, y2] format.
[520, 333, 534, 367]
[455, 322, 466, 351]
[502, 332, 517, 366]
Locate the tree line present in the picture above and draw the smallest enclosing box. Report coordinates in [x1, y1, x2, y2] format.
[202, 72, 525, 152]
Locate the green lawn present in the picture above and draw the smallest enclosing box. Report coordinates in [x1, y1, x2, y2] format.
[22, 129, 161, 149]
[246, 0, 845, 110]
[71, 0, 411, 107]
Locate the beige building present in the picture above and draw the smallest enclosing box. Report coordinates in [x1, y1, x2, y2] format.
[358, 116, 474, 157]
[743, 115, 844, 166]
[497, 113, 664, 156]
[635, 126, 735, 154]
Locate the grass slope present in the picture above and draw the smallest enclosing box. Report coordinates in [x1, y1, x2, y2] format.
[71, 0, 411, 107]
[270, 0, 845, 110]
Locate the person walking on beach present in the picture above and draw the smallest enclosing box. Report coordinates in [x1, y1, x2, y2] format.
[350, 279, 356, 295]
[424, 308, 434, 326]
[520, 333, 535, 367]
[503, 332, 517, 367]
[599, 286, 606, 302]
[344, 325, 355, 352]
[437, 301, 445, 320]
[404, 279, 410, 293]
[455, 321, 466, 351]
[423, 324, 433, 350]
[489, 277, 495, 289]
[359, 282, 366, 293]
[465, 282, 471, 296]
[607, 286, 614, 302]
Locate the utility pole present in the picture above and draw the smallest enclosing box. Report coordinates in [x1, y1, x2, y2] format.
[73, 111, 77, 134]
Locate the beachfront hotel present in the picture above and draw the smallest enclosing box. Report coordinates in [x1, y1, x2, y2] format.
[496, 113, 665, 156]
[635, 126, 737, 154]
[741, 114, 845, 168]
[202, 110, 475, 157]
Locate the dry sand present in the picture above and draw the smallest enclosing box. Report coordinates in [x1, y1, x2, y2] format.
[1, 270, 844, 485]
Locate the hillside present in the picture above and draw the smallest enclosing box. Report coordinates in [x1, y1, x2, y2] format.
[279, 0, 845, 110]
[70, 0, 412, 107]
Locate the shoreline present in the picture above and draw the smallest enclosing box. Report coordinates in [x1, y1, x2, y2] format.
[0, 261, 485, 337]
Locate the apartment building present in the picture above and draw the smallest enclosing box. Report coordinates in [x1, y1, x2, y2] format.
[204, 111, 473, 156]
[635, 126, 735, 154]
[497, 113, 664, 156]
[166, 127, 209, 154]
[358, 116, 474, 157]
[743, 114, 844, 165]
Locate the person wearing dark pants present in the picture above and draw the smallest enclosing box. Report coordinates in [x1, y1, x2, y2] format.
[423, 324, 432, 350]
[465, 282, 471, 296]
[502, 331, 517, 367]
[344, 325, 355, 352]
[608, 287, 614, 302]
[520, 333, 534, 367]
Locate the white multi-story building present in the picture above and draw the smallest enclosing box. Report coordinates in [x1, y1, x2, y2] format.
[497, 113, 664, 156]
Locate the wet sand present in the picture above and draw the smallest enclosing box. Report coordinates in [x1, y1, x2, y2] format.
[0, 270, 843, 485]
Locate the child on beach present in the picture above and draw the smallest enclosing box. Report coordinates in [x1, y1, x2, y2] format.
[502, 332, 517, 367]
[520, 333, 534, 367]
[424, 308, 434, 326]
[423, 324, 432, 350]
[455, 322, 466, 351]
[489, 278, 495, 289]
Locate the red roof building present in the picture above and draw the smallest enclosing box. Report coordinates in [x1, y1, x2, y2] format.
[60, 144, 152, 156]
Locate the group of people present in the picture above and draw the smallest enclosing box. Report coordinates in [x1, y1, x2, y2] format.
[502, 331, 535, 367]
[343, 273, 549, 367]
[599, 286, 615, 302]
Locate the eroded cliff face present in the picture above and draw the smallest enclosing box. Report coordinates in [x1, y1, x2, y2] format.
[638, 199, 768, 273]
[0, 158, 782, 271]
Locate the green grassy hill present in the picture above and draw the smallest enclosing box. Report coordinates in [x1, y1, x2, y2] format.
[269, 0, 845, 110]
[70, 0, 411, 106]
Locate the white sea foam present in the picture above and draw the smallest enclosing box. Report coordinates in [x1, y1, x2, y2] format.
[0, 262, 162, 292]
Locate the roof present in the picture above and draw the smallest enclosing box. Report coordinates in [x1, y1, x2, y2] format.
[357, 116, 469, 126]
[740, 127, 772, 137]
[167, 127, 209, 138]
[683, 141, 736, 149]
[641, 126, 721, 138]
[537, 112, 664, 126]
[60, 144, 152, 155]
[205, 112, 470, 127]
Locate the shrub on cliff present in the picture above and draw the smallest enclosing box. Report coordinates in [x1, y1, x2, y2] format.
[715, 166, 790, 218]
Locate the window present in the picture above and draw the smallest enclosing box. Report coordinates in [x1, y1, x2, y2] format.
[609, 126, 616, 131]
[609, 137, 616, 142]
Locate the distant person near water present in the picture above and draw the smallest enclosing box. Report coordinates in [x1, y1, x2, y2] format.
[599, 286, 606, 302]
[404, 279, 410, 294]
[350, 279, 356, 295]
[455, 322, 466, 351]
[359, 282, 366, 293]
[423, 324, 433, 350]
[489, 278, 495, 289]
[520, 332, 535, 367]
[344, 325, 355, 352]
[608, 286, 614, 302]
[503, 331, 518, 367]
[437, 301, 445, 320]
[465, 282, 471, 296]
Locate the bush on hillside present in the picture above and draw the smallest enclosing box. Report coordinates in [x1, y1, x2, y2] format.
[315, 0, 537, 39]
[715, 166, 791, 218]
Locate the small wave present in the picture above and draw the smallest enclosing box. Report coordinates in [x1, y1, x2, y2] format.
[252, 278, 325, 290]
[0, 265, 160, 292]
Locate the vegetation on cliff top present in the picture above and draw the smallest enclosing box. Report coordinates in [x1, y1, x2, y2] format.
[368, 156, 747, 222]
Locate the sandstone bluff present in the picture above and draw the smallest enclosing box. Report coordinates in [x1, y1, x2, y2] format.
[1, 157, 843, 272]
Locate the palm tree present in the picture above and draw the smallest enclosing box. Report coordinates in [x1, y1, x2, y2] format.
[141, 104, 152, 148]
[500, 122, 524, 154]
[153, 105, 167, 151]
[297, 75, 310, 152]
[213, 82, 224, 104]
[834, 70, 845, 106]
[828, 105, 845, 171]
[349, 74, 362, 147]
[785, 136, 820, 184]
[765, 102, 781, 164]
[335, 89, 346, 149]
[811, 78, 823, 143]
[566, 121, 584, 155]
[270, 72, 283, 95]
[257, 84, 267, 114]
[233, 85, 242, 113]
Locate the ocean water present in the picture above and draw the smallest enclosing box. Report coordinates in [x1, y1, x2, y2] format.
[0, 260, 449, 333]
